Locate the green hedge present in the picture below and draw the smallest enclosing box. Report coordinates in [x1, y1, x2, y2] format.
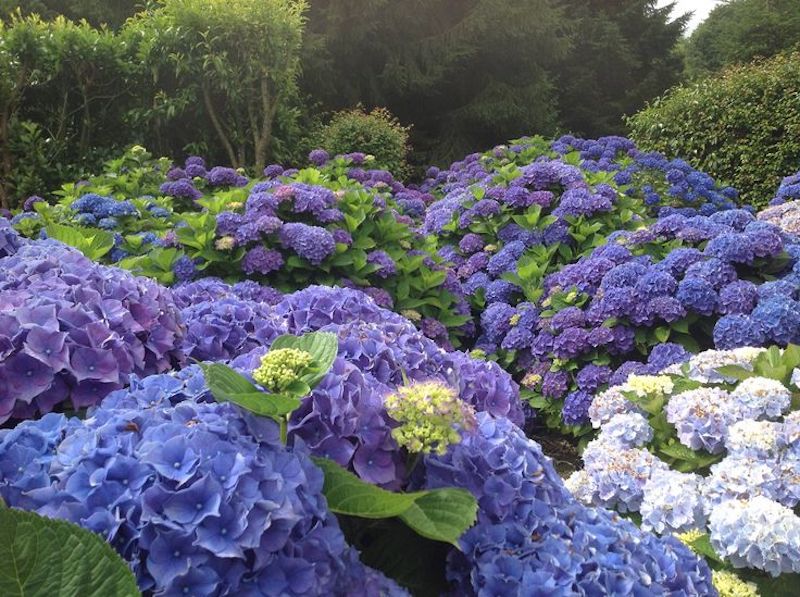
[0, 0, 307, 210]
[628, 51, 800, 210]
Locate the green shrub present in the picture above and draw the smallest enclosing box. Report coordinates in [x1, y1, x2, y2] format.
[133, 0, 307, 172]
[317, 107, 410, 177]
[628, 51, 800, 210]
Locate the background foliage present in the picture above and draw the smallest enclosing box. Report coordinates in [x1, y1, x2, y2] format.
[685, 0, 800, 78]
[629, 50, 800, 210]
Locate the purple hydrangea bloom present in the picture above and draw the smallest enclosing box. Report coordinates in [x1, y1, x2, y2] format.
[279, 223, 336, 265]
[308, 149, 330, 166]
[241, 246, 284, 276]
[366, 250, 397, 279]
[160, 179, 202, 201]
[0, 241, 184, 422]
[205, 166, 248, 187]
[179, 294, 285, 362]
[562, 390, 594, 425]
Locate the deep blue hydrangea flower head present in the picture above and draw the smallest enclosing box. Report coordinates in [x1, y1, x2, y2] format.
[0, 368, 405, 596]
[751, 296, 800, 345]
[713, 315, 766, 349]
[172, 255, 197, 283]
[0, 241, 184, 423]
[676, 277, 718, 316]
[423, 413, 714, 595]
[562, 389, 593, 425]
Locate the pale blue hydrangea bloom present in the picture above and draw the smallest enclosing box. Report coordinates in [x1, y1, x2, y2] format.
[729, 376, 791, 420]
[598, 412, 653, 448]
[708, 496, 800, 576]
[641, 469, 707, 534]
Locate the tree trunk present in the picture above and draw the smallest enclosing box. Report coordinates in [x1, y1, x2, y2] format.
[202, 82, 239, 167]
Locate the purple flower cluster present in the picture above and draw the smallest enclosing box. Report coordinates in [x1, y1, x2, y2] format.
[171, 277, 283, 309]
[0, 369, 405, 596]
[234, 286, 524, 489]
[0, 239, 185, 422]
[423, 414, 715, 594]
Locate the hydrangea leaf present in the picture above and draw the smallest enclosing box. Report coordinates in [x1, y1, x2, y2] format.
[398, 489, 478, 546]
[312, 457, 419, 517]
[45, 223, 114, 261]
[312, 457, 477, 544]
[199, 362, 301, 417]
[0, 507, 139, 597]
[270, 331, 338, 388]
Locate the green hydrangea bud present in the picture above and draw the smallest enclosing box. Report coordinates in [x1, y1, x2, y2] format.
[385, 381, 476, 455]
[469, 349, 486, 360]
[509, 313, 521, 326]
[675, 529, 704, 548]
[711, 571, 759, 597]
[252, 348, 313, 393]
[401, 309, 422, 322]
[521, 372, 542, 390]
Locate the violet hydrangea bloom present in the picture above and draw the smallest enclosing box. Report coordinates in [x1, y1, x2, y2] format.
[279, 223, 336, 265]
[0, 240, 184, 422]
[178, 289, 286, 363]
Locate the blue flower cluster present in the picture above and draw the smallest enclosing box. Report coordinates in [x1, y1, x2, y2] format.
[0, 234, 184, 423]
[71, 193, 138, 229]
[0, 368, 406, 596]
[423, 413, 715, 594]
[550, 135, 740, 215]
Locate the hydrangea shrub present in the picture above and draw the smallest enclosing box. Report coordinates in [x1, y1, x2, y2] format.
[568, 346, 800, 591]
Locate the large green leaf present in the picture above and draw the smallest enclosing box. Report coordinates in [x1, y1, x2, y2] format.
[45, 223, 114, 261]
[0, 507, 140, 597]
[398, 489, 478, 545]
[312, 457, 477, 545]
[199, 363, 301, 417]
[312, 457, 418, 517]
[270, 332, 338, 388]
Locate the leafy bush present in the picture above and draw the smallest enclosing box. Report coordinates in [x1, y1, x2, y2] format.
[133, 0, 306, 172]
[685, 0, 800, 77]
[628, 51, 800, 211]
[14, 148, 469, 346]
[569, 345, 800, 593]
[316, 107, 411, 177]
[0, 14, 136, 209]
[419, 135, 751, 433]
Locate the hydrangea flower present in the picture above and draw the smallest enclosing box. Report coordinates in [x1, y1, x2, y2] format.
[665, 388, 743, 453]
[252, 348, 313, 392]
[422, 413, 713, 594]
[708, 496, 800, 576]
[178, 293, 286, 362]
[279, 223, 336, 265]
[0, 241, 184, 422]
[640, 469, 707, 534]
[0, 369, 405, 596]
[729, 376, 792, 419]
[385, 381, 476, 454]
